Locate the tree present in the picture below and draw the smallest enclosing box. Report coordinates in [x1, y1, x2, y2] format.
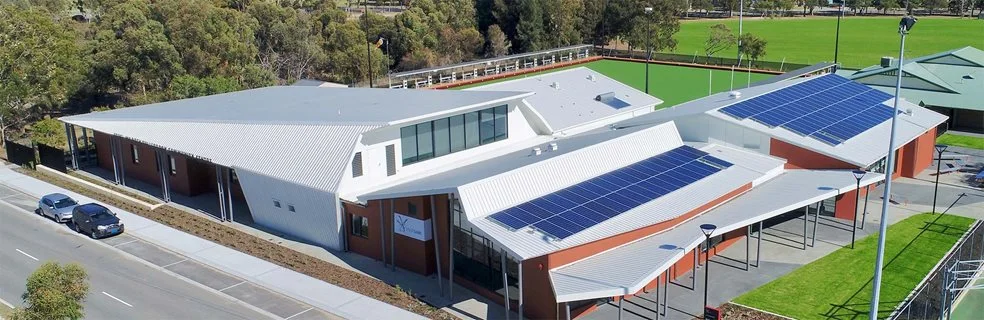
[542, 0, 583, 48]
[738, 33, 767, 62]
[29, 118, 67, 148]
[515, 0, 546, 52]
[486, 24, 510, 57]
[624, 1, 681, 56]
[167, 75, 241, 100]
[875, 0, 901, 13]
[705, 23, 735, 58]
[150, 0, 259, 78]
[8, 262, 89, 320]
[0, 4, 85, 142]
[248, 1, 324, 82]
[923, 0, 947, 13]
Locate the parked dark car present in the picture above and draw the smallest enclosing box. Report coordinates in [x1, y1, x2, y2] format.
[71, 203, 124, 239]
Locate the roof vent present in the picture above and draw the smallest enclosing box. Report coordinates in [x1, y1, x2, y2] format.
[551, 81, 561, 90]
[586, 74, 595, 81]
[728, 91, 742, 99]
[595, 92, 615, 101]
[531, 147, 542, 156]
[548, 142, 558, 151]
[905, 108, 913, 116]
[880, 56, 895, 67]
[963, 74, 975, 80]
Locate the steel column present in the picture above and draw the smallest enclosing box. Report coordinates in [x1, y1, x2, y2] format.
[654, 273, 659, 320]
[226, 168, 234, 223]
[216, 164, 227, 221]
[429, 196, 443, 296]
[64, 124, 76, 169]
[861, 185, 870, 229]
[81, 128, 89, 166]
[803, 204, 808, 250]
[745, 225, 750, 270]
[692, 248, 697, 289]
[812, 202, 820, 247]
[448, 194, 455, 300]
[565, 302, 571, 320]
[756, 221, 762, 267]
[518, 260, 524, 320]
[501, 248, 510, 320]
[379, 200, 386, 267]
[117, 137, 126, 186]
[617, 298, 622, 320]
[661, 269, 668, 315]
[110, 137, 120, 184]
[390, 199, 395, 272]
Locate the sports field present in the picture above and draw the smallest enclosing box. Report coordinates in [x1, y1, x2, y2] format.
[670, 17, 984, 69]
[458, 59, 773, 108]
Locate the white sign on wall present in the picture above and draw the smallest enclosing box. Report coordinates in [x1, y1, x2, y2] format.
[393, 213, 433, 241]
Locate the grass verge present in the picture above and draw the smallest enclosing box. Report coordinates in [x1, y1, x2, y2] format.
[14, 168, 454, 320]
[733, 213, 975, 319]
[937, 133, 984, 150]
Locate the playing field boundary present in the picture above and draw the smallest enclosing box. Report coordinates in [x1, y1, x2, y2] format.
[428, 56, 603, 90]
[603, 56, 785, 75]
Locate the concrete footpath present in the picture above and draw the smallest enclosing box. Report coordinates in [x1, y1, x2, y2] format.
[0, 166, 425, 320]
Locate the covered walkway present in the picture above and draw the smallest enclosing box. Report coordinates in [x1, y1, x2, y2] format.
[550, 169, 884, 319]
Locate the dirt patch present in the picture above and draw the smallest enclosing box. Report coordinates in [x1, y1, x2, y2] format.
[721, 303, 792, 320]
[16, 168, 455, 320]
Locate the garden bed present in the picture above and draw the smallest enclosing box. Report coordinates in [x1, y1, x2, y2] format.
[15, 168, 454, 319]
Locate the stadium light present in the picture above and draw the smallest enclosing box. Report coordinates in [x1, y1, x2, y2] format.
[870, 15, 917, 319]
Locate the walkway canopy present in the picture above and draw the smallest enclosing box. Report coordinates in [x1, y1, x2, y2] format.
[549, 169, 884, 303]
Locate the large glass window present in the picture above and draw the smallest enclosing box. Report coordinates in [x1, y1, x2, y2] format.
[449, 115, 465, 153]
[464, 112, 480, 148]
[493, 105, 508, 141]
[400, 105, 509, 166]
[400, 126, 417, 164]
[433, 118, 450, 157]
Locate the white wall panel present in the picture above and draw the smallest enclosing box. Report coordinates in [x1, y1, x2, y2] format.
[236, 167, 343, 250]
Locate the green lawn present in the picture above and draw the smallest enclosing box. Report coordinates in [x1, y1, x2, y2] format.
[458, 59, 772, 108]
[937, 133, 984, 150]
[734, 213, 975, 319]
[669, 17, 984, 69]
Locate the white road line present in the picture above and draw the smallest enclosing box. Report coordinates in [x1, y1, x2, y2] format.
[15, 249, 39, 261]
[0, 297, 14, 308]
[284, 307, 314, 320]
[102, 291, 133, 307]
[161, 259, 187, 268]
[218, 281, 246, 292]
[113, 239, 139, 247]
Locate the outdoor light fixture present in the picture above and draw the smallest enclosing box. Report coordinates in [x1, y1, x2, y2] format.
[850, 170, 865, 249]
[644, 7, 653, 95]
[871, 15, 918, 318]
[933, 144, 949, 214]
[699, 223, 717, 318]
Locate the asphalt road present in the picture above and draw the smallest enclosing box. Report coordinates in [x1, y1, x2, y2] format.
[0, 200, 274, 320]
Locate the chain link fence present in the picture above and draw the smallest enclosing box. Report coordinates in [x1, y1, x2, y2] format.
[890, 220, 984, 320]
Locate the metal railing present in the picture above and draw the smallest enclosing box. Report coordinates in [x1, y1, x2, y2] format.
[595, 47, 812, 72]
[890, 220, 984, 320]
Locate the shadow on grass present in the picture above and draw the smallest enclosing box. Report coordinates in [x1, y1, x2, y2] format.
[820, 214, 969, 319]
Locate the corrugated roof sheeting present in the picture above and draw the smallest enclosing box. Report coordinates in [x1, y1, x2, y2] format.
[549, 169, 885, 302]
[457, 122, 683, 221]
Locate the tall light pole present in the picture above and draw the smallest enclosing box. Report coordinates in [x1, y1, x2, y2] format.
[834, 1, 844, 64]
[645, 7, 653, 95]
[737, 0, 744, 63]
[933, 144, 948, 214]
[870, 15, 917, 319]
[699, 223, 717, 318]
[850, 170, 865, 249]
[362, 2, 374, 88]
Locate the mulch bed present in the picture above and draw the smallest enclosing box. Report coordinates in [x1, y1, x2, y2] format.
[16, 168, 455, 320]
[720, 303, 791, 320]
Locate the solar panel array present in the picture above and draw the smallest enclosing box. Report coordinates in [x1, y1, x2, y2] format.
[488, 145, 732, 239]
[719, 75, 895, 145]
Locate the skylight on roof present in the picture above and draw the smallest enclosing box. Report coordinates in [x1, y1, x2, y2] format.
[595, 92, 632, 109]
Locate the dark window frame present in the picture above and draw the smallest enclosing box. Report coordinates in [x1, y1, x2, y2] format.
[352, 215, 369, 238]
[400, 105, 509, 166]
[131, 144, 140, 164]
[167, 155, 177, 175]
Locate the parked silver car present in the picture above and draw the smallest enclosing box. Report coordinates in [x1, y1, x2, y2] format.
[37, 193, 79, 223]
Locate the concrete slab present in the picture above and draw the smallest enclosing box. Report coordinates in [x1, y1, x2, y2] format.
[114, 240, 185, 267]
[133, 224, 217, 256]
[253, 268, 362, 310]
[165, 260, 244, 292]
[99, 234, 138, 246]
[191, 244, 280, 278]
[287, 308, 345, 320]
[221, 282, 310, 319]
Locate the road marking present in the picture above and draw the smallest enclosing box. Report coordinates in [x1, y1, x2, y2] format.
[0, 297, 14, 308]
[15, 249, 39, 261]
[161, 259, 187, 268]
[101, 291, 133, 307]
[285, 307, 314, 320]
[218, 281, 246, 292]
[113, 239, 139, 247]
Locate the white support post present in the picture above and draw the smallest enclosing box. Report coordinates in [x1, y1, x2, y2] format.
[448, 194, 454, 299]
[812, 202, 820, 247]
[110, 136, 120, 184]
[803, 204, 808, 250]
[757, 221, 763, 267]
[501, 248, 510, 320]
[379, 200, 387, 267]
[390, 199, 395, 272]
[216, 164, 226, 221]
[565, 302, 571, 320]
[518, 260, 524, 320]
[225, 168, 234, 223]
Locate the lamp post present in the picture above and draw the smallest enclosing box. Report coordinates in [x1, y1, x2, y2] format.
[644, 7, 653, 95]
[699, 223, 717, 317]
[737, 0, 744, 63]
[362, 2, 374, 88]
[834, 1, 844, 64]
[850, 170, 865, 249]
[933, 144, 948, 214]
[870, 15, 917, 319]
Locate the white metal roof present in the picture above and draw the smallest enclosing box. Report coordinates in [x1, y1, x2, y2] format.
[549, 169, 885, 302]
[61, 86, 531, 127]
[467, 67, 663, 134]
[616, 75, 948, 167]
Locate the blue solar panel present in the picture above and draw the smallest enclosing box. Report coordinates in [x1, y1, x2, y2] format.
[488, 145, 731, 239]
[718, 75, 895, 145]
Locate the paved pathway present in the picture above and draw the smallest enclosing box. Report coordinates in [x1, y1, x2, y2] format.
[0, 166, 424, 320]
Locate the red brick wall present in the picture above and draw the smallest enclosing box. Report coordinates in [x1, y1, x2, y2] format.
[769, 138, 858, 170]
[343, 195, 441, 276]
[900, 127, 936, 178]
[91, 131, 213, 197]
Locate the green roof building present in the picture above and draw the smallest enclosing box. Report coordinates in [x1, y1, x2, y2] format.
[842, 46, 984, 133]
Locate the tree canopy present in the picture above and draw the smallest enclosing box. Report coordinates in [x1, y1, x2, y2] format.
[8, 262, 90, 320]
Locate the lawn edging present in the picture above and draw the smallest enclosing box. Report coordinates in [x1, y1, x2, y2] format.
[14, 167, 455, 320]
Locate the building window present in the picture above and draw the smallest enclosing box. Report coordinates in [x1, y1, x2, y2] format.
[287, 204, 296, 212]
[352, 152, 363, 177]
[352, 215, 369, 238]
[273, 199, 281, 208]
[385, 144, 396, 176]
[408, 203, 417, 216]
[131, 145, 139, 164]
[168, 155, 177, 175]
[400, 105, 509, 166]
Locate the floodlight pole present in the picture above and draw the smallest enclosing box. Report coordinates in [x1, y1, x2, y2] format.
[932, 144, 948, 214]
[645, 7, 653, 95]
[834, 2, 844, 64]
[363, 2, 374, 88]
[870, 17, 914, 319]
[737, 0, 744, 62]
